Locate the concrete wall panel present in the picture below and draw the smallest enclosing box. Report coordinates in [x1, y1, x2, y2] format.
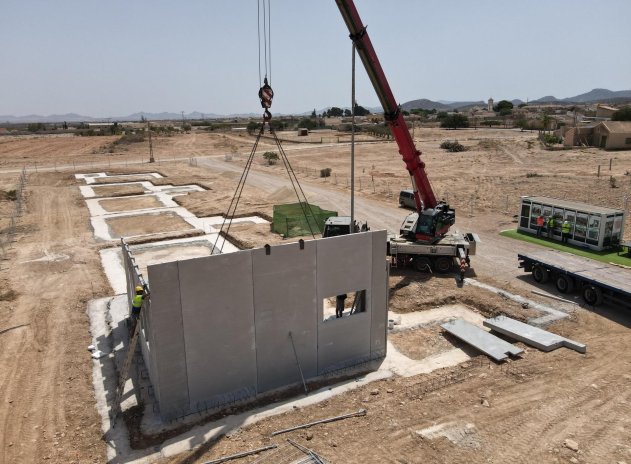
[178, 252, 257, 409]
[370, 230, 388, 359]
[136, 231, 388, 420]
[252, 241, 318, 392]
[146, 261, 189, 419]
[316, 233, 373, 373]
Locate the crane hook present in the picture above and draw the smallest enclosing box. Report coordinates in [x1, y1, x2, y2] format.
[259, 77, 274, 121]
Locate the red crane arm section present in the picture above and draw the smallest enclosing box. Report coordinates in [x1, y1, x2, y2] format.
[335, 0, 437, 211]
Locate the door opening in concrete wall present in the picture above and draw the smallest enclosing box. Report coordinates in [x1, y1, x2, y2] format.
[323, 290, 366, 321]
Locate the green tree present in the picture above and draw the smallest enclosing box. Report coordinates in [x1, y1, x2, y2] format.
[327, 107, 344, 117]
[354, 104, 370, 116]
[247, 121, 261, 134]
[263, 151, 279, 165]
[297, 118, 317, 130]
[440, 114, 469, 129]
[541, 112, 551, 134]
[612, 107, 631, 121]
[494, 100, 514, 113]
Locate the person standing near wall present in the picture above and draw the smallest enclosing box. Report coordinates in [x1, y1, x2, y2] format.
[536, 214, 544, 237]
[562, 219, 571, 243]
[130, 285, 149, 333]
[336, 294, 347, 318]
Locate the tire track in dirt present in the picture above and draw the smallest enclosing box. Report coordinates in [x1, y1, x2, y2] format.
[0, 174, 106, 463]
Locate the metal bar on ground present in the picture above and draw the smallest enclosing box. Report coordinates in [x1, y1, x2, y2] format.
[287, 439, 326, 464]
[201, 444, 278, 464]
[288, 331, 308, 395]
[531, 290, 578, 305]
[271, 409, 367, 436]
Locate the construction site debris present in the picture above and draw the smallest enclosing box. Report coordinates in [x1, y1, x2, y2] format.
[270, 409, 367, 436]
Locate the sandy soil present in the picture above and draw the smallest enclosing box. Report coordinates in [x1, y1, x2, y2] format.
[0, 172, 109, 464]
[106, 212, 195, 238]
[99, 195, 163, 212]
[91, 184, 147, 197]
[0, 129, 630, 464]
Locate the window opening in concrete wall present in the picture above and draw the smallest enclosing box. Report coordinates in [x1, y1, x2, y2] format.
[322, 290, 367, 321]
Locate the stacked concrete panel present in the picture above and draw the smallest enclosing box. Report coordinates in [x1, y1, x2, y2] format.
[142, 231, 388, 421]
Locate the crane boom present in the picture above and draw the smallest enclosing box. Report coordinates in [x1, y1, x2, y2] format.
[335, 0, 455, 242]
[336, 0, 436, 211]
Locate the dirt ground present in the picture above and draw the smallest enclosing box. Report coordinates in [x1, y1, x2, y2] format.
[1, 128, 631, 464]
[91, 184, 148, 198]
[99, 195, 163, 212]
[106, 211, 195, 238]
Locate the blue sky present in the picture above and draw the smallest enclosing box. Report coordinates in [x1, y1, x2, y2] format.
[2, 0, 630, 117]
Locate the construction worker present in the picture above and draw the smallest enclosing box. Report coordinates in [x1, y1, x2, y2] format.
[335, 294, 347, 318]
[547, 216, 555, 238]
[536, 214, 544, 237]
[562, 219, 571, 243]
[130, 285, 149, 333]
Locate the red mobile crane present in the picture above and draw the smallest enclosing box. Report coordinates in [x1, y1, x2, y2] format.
[330, 0, 479, 275]
[336, 0, 455, 243]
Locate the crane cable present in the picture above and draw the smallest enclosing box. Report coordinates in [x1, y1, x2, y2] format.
[213, 0, 318, 252]
[257, 0, 272, 86]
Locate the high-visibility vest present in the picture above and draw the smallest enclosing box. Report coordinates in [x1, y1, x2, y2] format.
[132, 294, 143, 309]
[562, 221, 571, 233]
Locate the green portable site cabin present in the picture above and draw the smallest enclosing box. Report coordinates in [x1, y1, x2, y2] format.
[518, 196, 626, 251]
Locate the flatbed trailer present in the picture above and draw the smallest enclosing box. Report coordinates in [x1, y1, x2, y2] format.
[518, 249, 631, 308]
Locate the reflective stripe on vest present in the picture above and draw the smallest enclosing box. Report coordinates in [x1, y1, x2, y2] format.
[132, 294, 143, 309]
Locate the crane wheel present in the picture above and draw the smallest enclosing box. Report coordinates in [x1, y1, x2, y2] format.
[555, 275, 574, 294]
[433, 256, 453, 274]
[532, 265, 549, 284]
[582, 285, 603, 306]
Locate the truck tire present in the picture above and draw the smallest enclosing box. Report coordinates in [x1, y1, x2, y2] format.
[555, 275, 574, 294]
[413, 257, 432, 272]
[433, 256, 453, 274]
[582, 285, 603, 306]
[532, 265, 549, 284]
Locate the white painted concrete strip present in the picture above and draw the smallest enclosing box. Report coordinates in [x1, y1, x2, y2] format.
[483, 315, 586, 353]
[441, 319, 523, 361]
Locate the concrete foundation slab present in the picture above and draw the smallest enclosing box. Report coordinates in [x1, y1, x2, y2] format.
[483, 315, 586, 353]
[441, 319, 523, 361]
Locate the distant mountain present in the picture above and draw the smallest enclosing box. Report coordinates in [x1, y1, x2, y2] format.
[401, 99, 451, 111]
[531, 95, 559, 104]
[401, 99, 487, 111]
[3, 88, 630, 124]
[530, 89, 631, 104]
